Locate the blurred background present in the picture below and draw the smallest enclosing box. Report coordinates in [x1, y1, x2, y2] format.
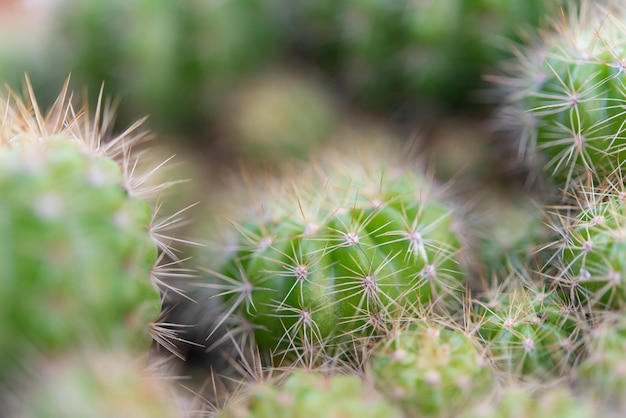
[0, 0, 566, 188]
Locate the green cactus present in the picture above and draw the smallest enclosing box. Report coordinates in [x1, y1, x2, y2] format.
[5, 350, 184, 418]
[475, 275, 581, 376]
[197, 140, 468, 364]
[368, 320, 494, 417]
[576, 312, 626, 401]
[494, 0, 626, 190]
[554, 183, 626, 309]
[463, 383, 596, 418]
[218, 371, 403, 418]
[0, 82, 180, 379]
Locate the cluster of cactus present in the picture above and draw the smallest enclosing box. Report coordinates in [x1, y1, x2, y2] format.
[8, 0, 626, 417]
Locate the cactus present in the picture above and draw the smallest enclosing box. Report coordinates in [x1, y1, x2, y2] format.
[463, 383, 596, 418]
[218, 371, 403, 418]
[0, 81, 183, 379]
[197, 140, 468, 364]
[474, 274, 581, 376]
[494, 0, 626, 190]
[576, 312, 626, 401]
[368, 319, 494, 417]
[546, 181, 626, 309]
[4, 350, 185, 418]
[473, 192, 554, 277]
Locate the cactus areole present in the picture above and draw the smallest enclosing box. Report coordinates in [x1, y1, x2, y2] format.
[203, 145, 466, 357]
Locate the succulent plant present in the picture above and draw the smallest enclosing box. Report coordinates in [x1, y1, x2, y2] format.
[197, 140, 469, 365]
[368, 319, 494, 417]
[218, 370, 403, 418]
[0, 81, 184, 379]
[494, 0, 626, 190]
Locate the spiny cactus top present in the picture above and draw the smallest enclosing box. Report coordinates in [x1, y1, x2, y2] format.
[0, 81, 183, 378]
[198, 140, 468, 364]
[494, 0, 626, 190]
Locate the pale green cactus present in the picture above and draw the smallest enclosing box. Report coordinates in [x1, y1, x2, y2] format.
[553, 182, 626, 309]
[368, 319, 494, 417]
[475, 273, 581, 376]
[0, 81, 186, 379]
[217, 371, 403, 418]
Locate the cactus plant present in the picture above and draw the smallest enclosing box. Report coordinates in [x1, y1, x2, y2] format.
[474, 274, 581, 376]
[196, 140, 469, 365]
[218, 370, 403, 418]
[281, 0, 560, 111]
[493, 0, 626, 190]
[368, 319, 494, 417]
[4, 350, 185, 418]
[0, 80, 184, 379]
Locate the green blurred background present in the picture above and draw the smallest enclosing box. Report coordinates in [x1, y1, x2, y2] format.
[0, 0, 567, 179]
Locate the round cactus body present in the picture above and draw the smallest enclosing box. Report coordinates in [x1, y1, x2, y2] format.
[368, 321, 494, 417]
[218, 371, 403, 418]
[495, 1, 626, 189]
[476, 281, 580, 376]
[200, 142, 467, 361]
[0, 84, 172, 379]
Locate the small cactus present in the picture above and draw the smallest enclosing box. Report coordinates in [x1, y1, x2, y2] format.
[368, 319, 494, 417]
[217, 371, 403, 418]
[197, 140, 469, 364]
